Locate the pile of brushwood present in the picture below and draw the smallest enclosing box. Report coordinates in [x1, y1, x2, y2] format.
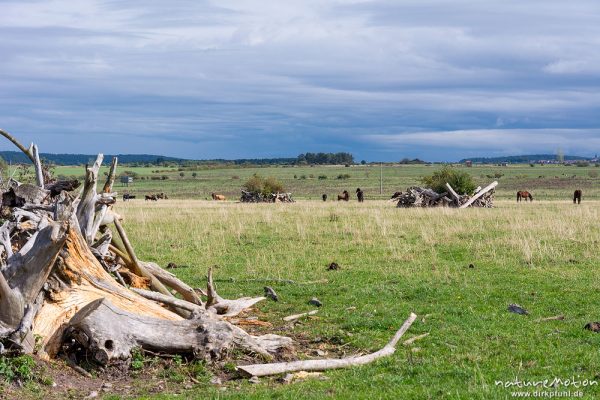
[240, 190, 295, 203]
[391, 181, 498, 208]
[0, 129, 415, 382]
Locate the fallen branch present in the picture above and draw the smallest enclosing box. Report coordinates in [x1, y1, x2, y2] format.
[536, 315, 565, 322]
[237, 312, 417, 377]
[402, 332, 429, 346]
[214, 278, 328, 285]
[459, 181, 498, 209]
[283, 310, 319, 322]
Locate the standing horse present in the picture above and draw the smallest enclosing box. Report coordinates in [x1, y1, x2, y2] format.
[573, 189, 582, 204]
[337, 190, 349, 201]
[516, 191, 533, 202]
[356, 188, 364, 202]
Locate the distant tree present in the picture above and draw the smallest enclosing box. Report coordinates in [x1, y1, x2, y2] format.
[192, 172, 197, 178]
[361, 160, 366, 165]
[179, 172, 185, 178]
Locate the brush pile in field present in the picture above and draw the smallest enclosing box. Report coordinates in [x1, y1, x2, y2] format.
[392, 181, 498, 208]
[240, 190, 295, 203]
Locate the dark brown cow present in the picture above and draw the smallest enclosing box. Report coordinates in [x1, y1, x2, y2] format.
[145, 194, 158, 201]
[337, 190, 349, 201]
[322, 194, 327, 202]
[517, 191, 533, 202]
[573, 189, 582, 204]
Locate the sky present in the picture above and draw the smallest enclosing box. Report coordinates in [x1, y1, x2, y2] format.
[0, 0, 599, 161]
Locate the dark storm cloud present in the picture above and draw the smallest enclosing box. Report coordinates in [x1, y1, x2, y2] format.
[0, 0, 598, 160]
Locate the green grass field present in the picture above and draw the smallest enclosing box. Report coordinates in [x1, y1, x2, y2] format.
[105, 197, 600, 399]
[48, 163, 600, 201]
[5, 163, 600, 399]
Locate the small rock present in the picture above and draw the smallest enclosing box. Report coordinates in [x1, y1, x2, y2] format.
[315, 349, 327, 356]
[210, 376, 222, 385]
[86, 392, 99, 399]
[309, 297, 322, 307]
[584, 322, 600, 332]
[264, 286, 278, 302]
[328, 262, 340, 270]
[508, 303, 529, 315]
[249, 376, 260, 384]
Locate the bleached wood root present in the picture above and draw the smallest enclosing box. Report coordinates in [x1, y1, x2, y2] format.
[237, 312, 417, 377]
[459, 181, 498, 209]
[205, 266, 265, 317]
[283, 310, 319, 322]
[402, 332, 429, 346]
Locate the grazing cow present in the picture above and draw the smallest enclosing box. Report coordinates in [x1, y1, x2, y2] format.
[211, 193, 226, 201]
[390, 191, 402, 200]
[573, 189, 582, 204]
[516, 191, 533, 202]
[322, 194, 327, 202]
[145, 194, 158, 201]
[337, 190, 350, 201]
[123, 193, 136, 202]
[356, 188, 364, 202]
[156, 192, 168, 199]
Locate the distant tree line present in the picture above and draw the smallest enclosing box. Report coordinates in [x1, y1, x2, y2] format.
[296, 152, 354, 165]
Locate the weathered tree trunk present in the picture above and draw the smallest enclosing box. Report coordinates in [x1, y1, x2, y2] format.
[0, 131, 293, 371]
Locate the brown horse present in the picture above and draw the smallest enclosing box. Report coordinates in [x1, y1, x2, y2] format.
[337, 190, 349, 201]
[211, 193, 226, 201]
[517, 191, 533, 202]
[573, 189, 582, 204]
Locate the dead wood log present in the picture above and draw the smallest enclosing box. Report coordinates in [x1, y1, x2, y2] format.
[459, 181, 498, 209]
[445, 183, 461, 204]
[237, 312, 417, 377]
[112, 218, 172, 297]
[130, 288, 203, 313]
[206, 266, 266, 317]
[76, 154, 103, 243]
[46, 180, 80, 197]
[66, 297, 291, 365]
[31, 144, 44, 188]
[283, 310, 319, 322]
[141, 261, 203, 306]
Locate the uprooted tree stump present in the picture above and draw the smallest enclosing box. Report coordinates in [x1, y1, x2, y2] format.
[391, 181, 498, 208]
[0, 129, 415, 380]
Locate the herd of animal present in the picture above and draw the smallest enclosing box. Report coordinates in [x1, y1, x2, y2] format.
[122, 188, 585, 204]
[516, 189, 583, 204]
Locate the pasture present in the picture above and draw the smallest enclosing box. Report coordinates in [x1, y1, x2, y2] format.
[51, 163, 600, 201]
[103, 198, 600, 399]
